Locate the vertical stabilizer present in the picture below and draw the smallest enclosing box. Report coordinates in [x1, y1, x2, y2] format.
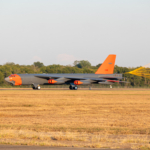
[95, 54, 116, 74]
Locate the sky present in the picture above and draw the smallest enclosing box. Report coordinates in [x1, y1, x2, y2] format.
[0, 0, 150, 67]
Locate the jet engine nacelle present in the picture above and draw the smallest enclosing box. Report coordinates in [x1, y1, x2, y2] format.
[74, 80, 91, 85]
[48, 79, 64, 84]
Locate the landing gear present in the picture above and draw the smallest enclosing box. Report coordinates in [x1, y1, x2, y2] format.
[32, 84, 41, 90]
[37, 86, 41, 90]
[69, 85, 78, 90]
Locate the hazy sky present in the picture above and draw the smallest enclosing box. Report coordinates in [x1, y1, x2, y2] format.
[0, 0, 150, 67]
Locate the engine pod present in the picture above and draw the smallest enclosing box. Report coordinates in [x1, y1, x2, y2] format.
[48, 79, 57, 84]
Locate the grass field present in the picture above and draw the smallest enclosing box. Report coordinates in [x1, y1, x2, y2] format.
[0, 89, 150, 149]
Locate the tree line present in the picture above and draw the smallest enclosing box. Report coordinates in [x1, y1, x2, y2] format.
[0, 61, 150, 87]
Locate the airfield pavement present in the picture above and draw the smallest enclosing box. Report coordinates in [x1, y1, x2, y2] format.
[0, 87, 149, 91]
[0, 89, 150, 149]
[0, 145, 132, 150]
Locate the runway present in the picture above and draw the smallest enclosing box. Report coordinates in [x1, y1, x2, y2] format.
[0, 88, 111, 91]
[0, 145, 131, 150]
[0, 88, 148, 91]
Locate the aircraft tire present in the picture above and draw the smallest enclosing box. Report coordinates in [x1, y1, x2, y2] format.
[69, 85, 73, 90]
[69, 85, 78, 90]
[32, 85, 41, 90]
[37, 85, 41, 90]
[74, 86, 78, 90]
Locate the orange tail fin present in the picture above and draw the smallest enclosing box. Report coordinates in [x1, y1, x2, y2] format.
[95, 54, 116, 74]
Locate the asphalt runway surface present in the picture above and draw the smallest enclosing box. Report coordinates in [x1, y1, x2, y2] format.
[0, 88, 70, 90]
[0, 88, 148, 91]
[0, 145, 131, 150]
[0, 88, 110, 91]
[0, 88, 95, 91]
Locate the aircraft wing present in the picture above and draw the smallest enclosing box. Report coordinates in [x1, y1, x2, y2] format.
[34, 74, 116, 83]
[35, 74, 90, 80]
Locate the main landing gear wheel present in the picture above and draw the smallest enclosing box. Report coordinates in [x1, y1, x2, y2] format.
[69, 85, 78, 90]
[32, 85, 41, 90]
[37, 86, 41, 90]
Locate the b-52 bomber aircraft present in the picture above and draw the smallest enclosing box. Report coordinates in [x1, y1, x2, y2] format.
[5, 54, 125, 90]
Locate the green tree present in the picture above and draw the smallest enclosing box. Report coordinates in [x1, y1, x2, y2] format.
[4, 62, 15, 65]
[0, 72, 4, 84]
[74, 60, 91, 68]
[96, 63, 101, 68]
[73, 60, 80, 66]
[33, 61, 44, 68]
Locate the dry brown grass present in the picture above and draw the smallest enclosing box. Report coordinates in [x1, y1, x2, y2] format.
[0, 90, 150, 149]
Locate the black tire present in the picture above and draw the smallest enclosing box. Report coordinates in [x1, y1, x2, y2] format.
[69, 85, 78, 90]
[33, 85, 40, 90]
[69, 85, 72, 90]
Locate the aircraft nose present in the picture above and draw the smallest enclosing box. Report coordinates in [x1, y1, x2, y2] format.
[5, 77, 10, 82]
